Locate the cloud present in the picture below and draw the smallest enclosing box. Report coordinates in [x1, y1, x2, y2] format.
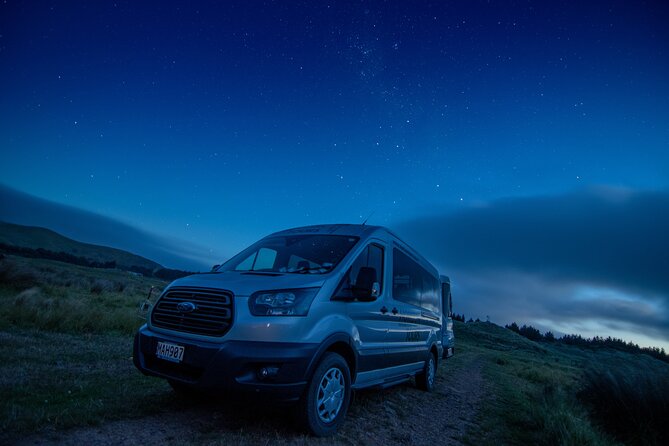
[396, 187, 669, 346]
[452, 268, 669, 342]
[0, 184, 213, 270]
[398, 187, 669, 297]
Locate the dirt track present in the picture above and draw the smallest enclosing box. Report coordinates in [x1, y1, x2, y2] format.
[15, 353, 487, 446]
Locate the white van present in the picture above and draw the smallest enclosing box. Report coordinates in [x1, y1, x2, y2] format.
[134, 224, 453, 436]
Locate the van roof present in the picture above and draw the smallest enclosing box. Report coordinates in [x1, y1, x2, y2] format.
[269, 224, 383, 238]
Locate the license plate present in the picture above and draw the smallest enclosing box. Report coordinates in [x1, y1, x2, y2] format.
[155, 341, 185, 363]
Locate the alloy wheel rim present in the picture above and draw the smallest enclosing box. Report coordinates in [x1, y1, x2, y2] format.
[427, 356, 435, 386]
[316, 367, 345, 423]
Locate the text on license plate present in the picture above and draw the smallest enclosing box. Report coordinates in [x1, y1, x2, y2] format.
[155, 341, 185, 363]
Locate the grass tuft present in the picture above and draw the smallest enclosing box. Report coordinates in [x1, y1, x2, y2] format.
[0, 260, 38, 289]
[537, 383, 610, 446]
[0, 255, 165, 334]
[579, 365, 669, 446]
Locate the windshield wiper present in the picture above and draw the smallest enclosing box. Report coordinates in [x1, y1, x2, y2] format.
[287, 265, 333, 274]
[240, 271, 283, 276]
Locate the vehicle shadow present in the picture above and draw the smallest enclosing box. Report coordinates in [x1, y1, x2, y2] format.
[154, 380, 423, 443]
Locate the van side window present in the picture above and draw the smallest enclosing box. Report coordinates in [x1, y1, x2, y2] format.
[393, 248, 439, 313]
[392, 249, 421, 307]
[334, 244, 384, 299]
[421, 271, 440, 314]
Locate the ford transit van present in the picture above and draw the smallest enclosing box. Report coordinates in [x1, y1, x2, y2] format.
[133, 224, 452, 436]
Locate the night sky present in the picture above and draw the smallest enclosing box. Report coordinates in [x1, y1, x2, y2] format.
[1, 1, 668, 349]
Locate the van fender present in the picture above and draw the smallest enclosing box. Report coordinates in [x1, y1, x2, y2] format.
[303, 332, 357, 383]
[426, 329, 442, 366]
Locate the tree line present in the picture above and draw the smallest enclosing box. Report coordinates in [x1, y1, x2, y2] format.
[0, 243, 194, 281]
[451, 314, 485, 323]
[0, 242, 117, 269]
[505, 321, 669, 364]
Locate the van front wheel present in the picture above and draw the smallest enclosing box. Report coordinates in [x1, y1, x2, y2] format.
[416, 351, 437, 391]
[298, 352, 351, 437]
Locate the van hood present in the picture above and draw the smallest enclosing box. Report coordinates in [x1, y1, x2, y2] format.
[165, 271, 328, 296]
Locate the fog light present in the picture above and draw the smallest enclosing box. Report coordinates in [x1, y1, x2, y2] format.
[257, 366, 279, 380]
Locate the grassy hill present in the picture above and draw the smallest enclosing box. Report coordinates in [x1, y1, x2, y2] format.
[0, 221, 162, 272]
[457, 321, 669, 445]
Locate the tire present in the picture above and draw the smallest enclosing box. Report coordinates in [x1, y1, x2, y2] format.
[416, 350, 437, 391]
[297, 352, 351, 437]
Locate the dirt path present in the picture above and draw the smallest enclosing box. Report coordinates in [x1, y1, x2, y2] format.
[15, 353, 488, 446]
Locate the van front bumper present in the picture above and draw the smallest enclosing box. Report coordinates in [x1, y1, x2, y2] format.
[133, 324, 318, 402]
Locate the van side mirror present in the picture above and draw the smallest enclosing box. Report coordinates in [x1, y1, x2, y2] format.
[211, 264, 221, 272]
[332, 267, 381, 302]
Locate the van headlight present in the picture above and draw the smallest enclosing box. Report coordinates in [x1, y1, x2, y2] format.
[248, 287, 320, 316]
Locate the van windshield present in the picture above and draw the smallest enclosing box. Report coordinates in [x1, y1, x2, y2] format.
[217, 235, 359, 274]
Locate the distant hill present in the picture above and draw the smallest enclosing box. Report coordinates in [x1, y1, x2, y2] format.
[0, 184, 215, 270]
[0, 221, 162, 273]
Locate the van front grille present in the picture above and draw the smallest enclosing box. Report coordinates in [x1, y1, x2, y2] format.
[151, 286, 233, 336]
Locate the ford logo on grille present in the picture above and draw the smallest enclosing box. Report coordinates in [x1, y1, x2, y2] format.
[177, 301, 197, 313]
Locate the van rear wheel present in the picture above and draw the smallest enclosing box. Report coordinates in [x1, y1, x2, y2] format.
[416, 351, 437, 391]
[298, 352, 351, 437]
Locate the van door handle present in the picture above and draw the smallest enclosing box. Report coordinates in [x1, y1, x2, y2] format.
[380, 306, 388, 314]
[391, 307, 398, 315]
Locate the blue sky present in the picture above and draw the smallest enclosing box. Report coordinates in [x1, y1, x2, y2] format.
[1, 1, 668, 348]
